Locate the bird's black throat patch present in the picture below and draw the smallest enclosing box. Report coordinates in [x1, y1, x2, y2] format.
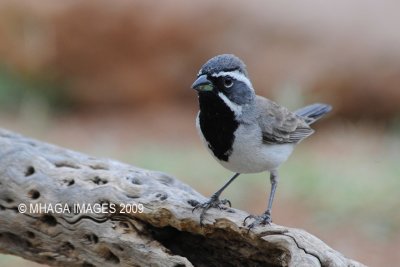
[198, 92, 239, 161]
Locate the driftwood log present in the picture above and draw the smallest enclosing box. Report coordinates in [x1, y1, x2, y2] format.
[0, 128, 365, 267]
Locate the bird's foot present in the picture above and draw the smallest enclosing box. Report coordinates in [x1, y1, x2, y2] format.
[192, 195, 231, 225]
[243, 211, 272, 231]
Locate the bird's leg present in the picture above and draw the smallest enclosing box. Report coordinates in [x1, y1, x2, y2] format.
[264, 170, 279, 221]
[193, 173, 240, 225]
[244, 170, 279, 229]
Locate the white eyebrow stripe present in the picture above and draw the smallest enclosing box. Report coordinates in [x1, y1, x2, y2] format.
[211, 70, 254, 92]
[217, 92, 242, 116]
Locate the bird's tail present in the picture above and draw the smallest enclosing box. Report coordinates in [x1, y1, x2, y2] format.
[295, 103, 332, 125]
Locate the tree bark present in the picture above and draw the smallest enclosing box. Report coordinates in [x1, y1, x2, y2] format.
[0, 128, 365, 267]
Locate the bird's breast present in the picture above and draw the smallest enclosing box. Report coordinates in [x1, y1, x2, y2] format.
[200, 122, 295, 173]
[224, 131, 295, 173]
[196, 92, 240, 161]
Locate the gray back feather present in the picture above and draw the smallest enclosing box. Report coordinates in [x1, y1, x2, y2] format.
[255, 96, 314, 144]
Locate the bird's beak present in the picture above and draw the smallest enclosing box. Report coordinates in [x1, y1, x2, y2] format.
[191, 75, 213, 92]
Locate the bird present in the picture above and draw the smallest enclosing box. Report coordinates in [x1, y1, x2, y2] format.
[190, 54, 332, 229]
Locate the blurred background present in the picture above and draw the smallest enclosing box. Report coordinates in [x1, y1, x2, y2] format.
[0, 0, 399, 266]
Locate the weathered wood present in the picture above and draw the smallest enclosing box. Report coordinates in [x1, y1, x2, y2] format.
[0, 128, 365, 267]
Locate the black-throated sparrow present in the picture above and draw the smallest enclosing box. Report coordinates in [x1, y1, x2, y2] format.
[191, 54, 331, 229]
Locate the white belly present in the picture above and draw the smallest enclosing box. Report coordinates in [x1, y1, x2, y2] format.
[222, 142, 294, 173]
[197, 118, 294, 173]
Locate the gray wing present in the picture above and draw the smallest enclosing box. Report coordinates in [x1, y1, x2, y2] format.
[255, 96, 314, 144]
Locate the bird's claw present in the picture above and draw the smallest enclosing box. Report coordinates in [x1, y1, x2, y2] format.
[192, 196, 231, 225]
[243, 214, 257, 225]
[243, 212, 272, 231]
[192, 197, 231, 212]
[219, 198, 231, 208]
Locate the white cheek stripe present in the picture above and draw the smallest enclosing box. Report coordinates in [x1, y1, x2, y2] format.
[211, 70, 254, 92]
[217, 92, 242, 116]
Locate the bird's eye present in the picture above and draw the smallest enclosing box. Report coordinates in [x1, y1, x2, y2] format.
[224, 77, 233, 88]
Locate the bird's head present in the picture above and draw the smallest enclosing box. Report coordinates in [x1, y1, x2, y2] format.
[191, 54, 255, 106]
